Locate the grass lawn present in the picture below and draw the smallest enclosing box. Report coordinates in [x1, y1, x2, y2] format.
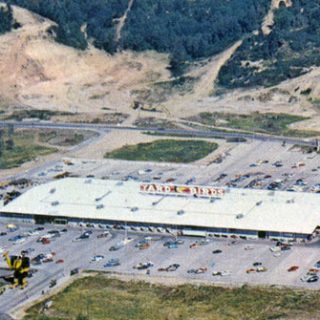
[104, 139, 218, 163]
[0, 130, 56, 169]
[188, 112, 319, 137]
[24, 276, 320, 320]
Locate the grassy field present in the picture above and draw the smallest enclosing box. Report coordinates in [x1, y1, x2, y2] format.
[24, 275, 320, 320]
[104, 139, 218, 163]
[188, 112, 319, 137]
[0, 130, 56, 169]
[38, 130, 97, 147]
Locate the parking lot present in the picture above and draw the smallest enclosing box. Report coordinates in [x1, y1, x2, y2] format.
[1, 222, 320, 313]
[0, 138, 319, 314]
[0, 140, 319, 205]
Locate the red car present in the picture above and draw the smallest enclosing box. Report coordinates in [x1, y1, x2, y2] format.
[287, 266, 299, 272]
[56, 259, 64, 264]
[41, 238, 50, 245]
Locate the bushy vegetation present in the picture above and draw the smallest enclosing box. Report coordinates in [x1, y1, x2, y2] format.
[7, 0, 269, 73]
[24, 276, 320, 320]
[7, 0, 128, 50]
[134, 117, 179, 129]
[0, 4, 13, 34]
[120, 0, 269, 73]
[188, 112, 319, 137]
[38, 130, 97, 147]
[0, 130, 56, 169]
[218, 0, 320, 88]
[105, 139, 218, 163]
[1, 109, 73, 121]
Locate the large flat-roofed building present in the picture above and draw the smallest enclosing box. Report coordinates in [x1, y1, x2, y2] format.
[1, 178, 319, 241]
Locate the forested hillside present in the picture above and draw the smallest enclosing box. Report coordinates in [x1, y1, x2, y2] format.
[6, 0, 270, 73]
[217, 0, 320, 88]
[119, 0, 269, 72]
[5, 0, 128, 50]
[0, 4, 13, 34]
[3, 0, 320, 91]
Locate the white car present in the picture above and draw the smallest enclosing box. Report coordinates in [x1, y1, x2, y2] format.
[212, 270, 231, 277]
[301, 273, 318, 282]
[122, 237, 134, 245]
[14, 237, 27, 245]
[38, 234, 55, 242]
[91, 255, 104, 262]
[27, 230, 40, 236]
[269, 246, 281, 253]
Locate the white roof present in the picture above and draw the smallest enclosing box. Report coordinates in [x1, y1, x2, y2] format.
[2, 178, 320, 235]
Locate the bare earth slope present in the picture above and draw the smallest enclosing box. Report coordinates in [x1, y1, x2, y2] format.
[0, 4, 170, 114]
[0, 4, 319, 133]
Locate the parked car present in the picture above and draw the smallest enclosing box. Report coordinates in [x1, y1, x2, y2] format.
[104, 259, 120, 267]
[27, 230, 40, 236]
[272, 161, 283, 167]
[164, 240, 183, 247]
[256, 266, 267, 272]
[133, 261, 154, 270]
[13, 236, 27, 245]
[9, 235, 24, 242]
[270, 246, 281, 253]
[307, 275, 319, 283]
[246, 268, 256, 274]
[138, 242, 150, 250]
[49, 279, 57, 288]
[97, 232, 109, 239]
[190, 242, 199, 249]
[288, 266, 299, 272]
[301, 274, 319, 283]
[253, 262, 262, 267]
[212, 249, 222, 254]
[41, 238, 51, 245]
[31, 254, 46, 265]
[77, 231, 91, 240]
[187, 268, 207, 274]
[91, 255, 104, 262]
[212, 271, 231, 277]
[70, 268, 80, 276]
[56, 259, 64, 264]
[158, 264, 180, 272]
[34, 227, 45, 231]
[47, 230, 60, 237]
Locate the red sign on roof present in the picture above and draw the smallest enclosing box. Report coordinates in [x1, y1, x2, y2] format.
[140, 183, 225, 197]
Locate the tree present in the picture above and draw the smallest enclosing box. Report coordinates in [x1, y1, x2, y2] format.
[6, 124, 14, 150]
[0, 129, 4, 158]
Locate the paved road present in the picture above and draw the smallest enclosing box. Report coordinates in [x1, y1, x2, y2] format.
[0, 126, 109, 183]
[0, 120, 318, 147]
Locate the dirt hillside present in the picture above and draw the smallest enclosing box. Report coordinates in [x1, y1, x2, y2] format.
[0, 4, 170, 114]
[0, 3, 319, 132]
